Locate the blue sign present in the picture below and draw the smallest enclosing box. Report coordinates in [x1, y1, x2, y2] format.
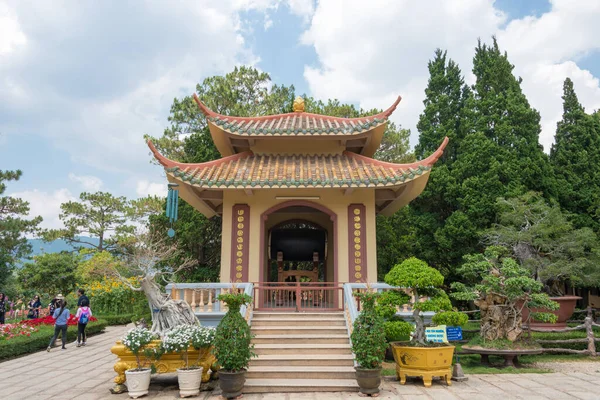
[446, 326, 463, 341]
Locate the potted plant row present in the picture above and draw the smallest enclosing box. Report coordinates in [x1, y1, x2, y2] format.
[121, 324, 216, 399]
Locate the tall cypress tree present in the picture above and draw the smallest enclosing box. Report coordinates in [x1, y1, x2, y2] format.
[550, 78, 600, 230]
[411, 39, 558, 276]
[410, 50, 475, 272]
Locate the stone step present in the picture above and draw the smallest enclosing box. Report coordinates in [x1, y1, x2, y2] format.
[249, 354, 355, 367]
[246, 366, 356, 380]
[252, 318, 346, 327]
[252, 312, 345, 319]
[254, 343, 352, 355]
[251, 326, 348, 335]
[252, 334, 349, 344]
[244, 378, 359, 393]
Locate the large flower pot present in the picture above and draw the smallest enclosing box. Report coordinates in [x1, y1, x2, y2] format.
[391, 343, 454, 387]
[521, 296, 582, 330]
[218, 369, 246, 399]
[177, 367, 203, 398]
[125, 368, 151, 399]
[355, 366, 382, 395]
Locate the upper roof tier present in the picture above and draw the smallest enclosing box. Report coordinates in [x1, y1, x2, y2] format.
[193, 94, 401, 157]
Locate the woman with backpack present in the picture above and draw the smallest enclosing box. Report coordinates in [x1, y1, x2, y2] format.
[47, 299, 69, 351]
[75, 298, 92, 347]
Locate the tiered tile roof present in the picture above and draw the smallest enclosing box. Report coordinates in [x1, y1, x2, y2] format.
[193, 94, 401, 137]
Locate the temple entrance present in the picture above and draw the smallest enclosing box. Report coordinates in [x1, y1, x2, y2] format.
[256, 202, 341, 311]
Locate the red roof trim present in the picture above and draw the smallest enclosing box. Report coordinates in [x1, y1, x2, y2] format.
[147, 140, 252, 169]
[345, 137, 449, 169]
[192, 94, 402, 123]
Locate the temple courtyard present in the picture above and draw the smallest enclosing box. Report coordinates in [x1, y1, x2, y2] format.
[0, 326, 597, 400]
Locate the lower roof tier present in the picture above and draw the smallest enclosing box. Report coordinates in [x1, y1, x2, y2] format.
[148, 138, 447, 190]
[148, 138, 448, 217]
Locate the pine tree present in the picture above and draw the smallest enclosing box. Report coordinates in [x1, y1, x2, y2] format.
[550, 78, 600, 230]
[0, 170, 42, 286]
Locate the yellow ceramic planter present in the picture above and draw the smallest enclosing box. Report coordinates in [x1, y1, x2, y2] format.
[391, 343, 454, 387]
[110, 340, 216, 392]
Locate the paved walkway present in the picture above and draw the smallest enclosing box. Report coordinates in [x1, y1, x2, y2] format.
[0, 325, 599, 400]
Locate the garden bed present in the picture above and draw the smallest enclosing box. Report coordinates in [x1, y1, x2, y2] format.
[0, 319, 108, 360]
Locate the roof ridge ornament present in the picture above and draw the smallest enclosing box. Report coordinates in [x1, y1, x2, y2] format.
[293, 96, 305, 113]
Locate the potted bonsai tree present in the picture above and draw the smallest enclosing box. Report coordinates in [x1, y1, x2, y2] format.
[375, 290, 413, 360]
[452, 246, 559, 345]
[384, 257, 456, 387]
[213, 292, 255, 399]
[121, 326, 156, 399]
[350, 292, 388, 396]
[483, 193, 598, 327]
[162, 325, 203, 398]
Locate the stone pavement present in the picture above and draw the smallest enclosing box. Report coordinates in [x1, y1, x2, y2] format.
[0, 324, 599, 400]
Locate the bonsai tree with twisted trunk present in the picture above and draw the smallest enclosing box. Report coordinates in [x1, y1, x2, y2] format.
[451, 246, 558, 343]
[112, 230, 199, 335]
[384, 257, 454, 344]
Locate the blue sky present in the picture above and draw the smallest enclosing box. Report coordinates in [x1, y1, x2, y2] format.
[1, 0, 599, 230]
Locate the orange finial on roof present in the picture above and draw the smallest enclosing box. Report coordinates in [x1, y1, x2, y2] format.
[293, 96, 305, 112]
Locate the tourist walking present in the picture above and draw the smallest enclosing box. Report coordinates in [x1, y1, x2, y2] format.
[76, 289, 89, 307]
[75, 298, 92, 347]
[27, 295, 42, 319]
[47, 299, 70, 351]
[0, 293, 6, 325]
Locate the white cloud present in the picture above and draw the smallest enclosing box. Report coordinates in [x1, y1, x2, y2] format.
[287, 0, 315, 21]
[68, 173, 103, 192]
[264, 14, 274, 30]
[0, 2, 26, 56]
[136, 180, 166, 198]
[0, 0, 280, 182]
[10, 188, 76, 231]
[300, 0, 600, 152]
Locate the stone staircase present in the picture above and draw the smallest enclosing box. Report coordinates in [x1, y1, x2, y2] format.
[245, 311, 359, 393]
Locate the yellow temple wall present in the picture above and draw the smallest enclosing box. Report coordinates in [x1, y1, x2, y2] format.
[220, 188, 378, 283]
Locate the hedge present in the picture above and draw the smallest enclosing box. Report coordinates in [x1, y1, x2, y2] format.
[97, 314, 135, 326]
[0, 319, 108, 360]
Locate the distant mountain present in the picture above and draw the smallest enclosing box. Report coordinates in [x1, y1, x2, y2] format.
[27, 237, 99, 257]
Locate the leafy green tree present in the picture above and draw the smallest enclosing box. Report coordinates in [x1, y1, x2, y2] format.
[43, 191, 132, 252]
[0, 170, 42, 286]
[550, 78, 600, 231]
[484, 192, 600, 294]
[19, 252, 80, 296]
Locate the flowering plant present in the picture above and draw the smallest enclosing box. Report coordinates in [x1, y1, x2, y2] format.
[20, 314, 98, 327]
[122, 327, 156, 370]
[161, 325, 198, 369]
[0, 324, 38, 341]
[191, 326, 215, 349]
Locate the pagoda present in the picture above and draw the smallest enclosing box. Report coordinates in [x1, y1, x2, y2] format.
[148, 95, 447, 288]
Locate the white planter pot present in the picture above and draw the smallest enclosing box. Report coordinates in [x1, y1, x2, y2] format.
[177, 367, 203, 397]
[125, 368, 151, 399]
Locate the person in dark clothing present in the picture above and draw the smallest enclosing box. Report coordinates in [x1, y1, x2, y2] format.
[77, 289, 89, 307]
[0, 293, 6, 325]
[28, 295, 42, 319]
[47, 300, 69, 351]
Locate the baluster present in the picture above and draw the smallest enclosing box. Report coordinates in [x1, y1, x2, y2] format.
[191, 290, 197, 312]
[207, 290, 212, 312]
[171, 287, 177, 300]
[214, 289, 220, 312]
